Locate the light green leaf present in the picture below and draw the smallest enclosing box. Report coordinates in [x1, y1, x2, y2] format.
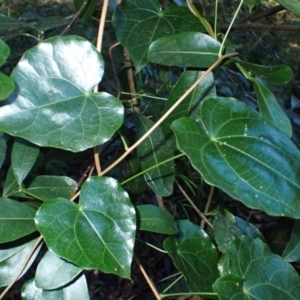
[277, 0, 300, 18]
[21, 274, 89, 300]
[113, 0, 202, 72]
[35, 251, 82, 290]
[213, 236, 300, 299]
[136, 205, 178, 234]
[164, 220, 219, 292]
[0, 132, 6, 169]
[26, 176, 77, 201]
[0, 72, 15, 101]
[0, 35, 123, 152]
[12, 138, 39, 186]
[0, 238, 42, 287]
[135, 113, 174, 196]
[148, 32, 221, 68]
[171, 97, 300, 218]
[283, 220, 300, 262]
[244, 0, 261, 12]
[0, 39, 10, 66]
[35, 176, 136, 279]
[0, 198, 37, 243]
[253, 79, 292, 137]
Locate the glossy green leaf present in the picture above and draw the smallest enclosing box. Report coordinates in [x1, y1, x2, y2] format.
[2, 166, 19, 198]
[213, 236, 300, 299]
[283, 220, 300, 262]
[148, 32, 221, 68]
[277, 0, 300, 18]
[136, 205, 178, 234]
[171, 97, 300, 218]
[35, 251, 82, 290]
[0, 35, 124, 152]
[74, 0, 96, 21]
[26, 176, 77, 201]
[0, 39, 10, 66]
[0, 132, 6, 169]
[113, 0, 202, 72]
[12, 139, 39, 186]
[35, 176, 136, 279]
[253, 79, 292, 137]
[135, 113, 174, 196]
[0, 72, 15, 100]
[0, 238, 42, 287]
[0, 198, 37, 243]
[21, 274, 89, 300]
[164, 220, 219, 292]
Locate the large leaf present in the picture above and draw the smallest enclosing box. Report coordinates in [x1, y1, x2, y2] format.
[135, 113, 174, 196]
[171, 97, 300, 218]
[0, 14, 29, 34]
[21, 274, 89, 300]
[113, 0, 202, 72]
[26, 176, 77, 201]
[35, 176, 136, 279]
[0, 39, 10, 66]
[35, 251, 82, 290]
[164, 220, 219, 292]
[277, 0, 300, 18]
[147, 32, 221, 68]
[0, 35, 123, 152]
[0, 238, 42, 287]
[136, 205, 178, 234]
[0, 198, 37, 243]
[11, 138, 39, 186]
[213, 236, 300, 299]
[282, 220, 300, 262]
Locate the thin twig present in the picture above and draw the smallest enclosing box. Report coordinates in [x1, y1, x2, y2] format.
[156, 195, 165, 209]
[201, 186, 214, 228]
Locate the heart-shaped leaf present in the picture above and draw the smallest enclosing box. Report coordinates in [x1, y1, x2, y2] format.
[171, 97, 300, 218]
[35, 176, 136, 279]
[0, 35, 124, 152]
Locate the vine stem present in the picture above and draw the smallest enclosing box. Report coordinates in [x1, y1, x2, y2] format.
[99, 52, 238, 177]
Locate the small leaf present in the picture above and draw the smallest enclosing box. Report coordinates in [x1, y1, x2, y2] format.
[148, 32, 221, 68]
[26, 176, 77, 201]
[171, 97, 300, 218]
[0, 238, 42, 287]
[0, 35, 124, 152]
[164, 220, 219, 292]
[213, 236, 300, 299]
[135, 113, 174, 196]
[35, 251, 82, 290]
[0, 39, 10, 66]
[283, 220, 300, 262]
[11, 138, 39, 186]
[21, 274, 89, 300]
[0, 198, 37, 243]
[0, 73, 15, 100]
[0, 132, 6, 169]
[244, 0, 261, 12]
[74, 0, 96, 21]
[277, 0, 300, 18]
[35, 176, 136, 279]
[137, 205, 178, 234]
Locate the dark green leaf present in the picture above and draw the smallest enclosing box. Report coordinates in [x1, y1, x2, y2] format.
[74, 0, 96, 21]
[12, 138, 39, 186]
[26, 176, 77, 201]
[0, 36, 123, 152]
[35, 251, 82, 290]
[213, 236, 300, 299]
[0, 132, 6, 169]
[135, 113, 174, 196]
[164, 220, 219, 292]
[0, 14, 29, 34]
[0, 238, 42, 287]
[35, 176, 136, 279]
[244, 0, 261, 12]
[2, 166, 19, 198]
[113, 0, 202, 71]
[283, 220, 300, 262]
[137, 205, 178, 234]
[171, 97, 300, 218]
[0, 39, 10, 66]
[277, 0, 300, 18]
[21, 274, 89, 300]
[0, 73, 15, 100]
[148, 32, 221, 68]
[0, 198, 37, 243]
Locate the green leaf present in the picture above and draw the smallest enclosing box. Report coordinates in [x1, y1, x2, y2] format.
[2, 166, 19, 198]
[171, 97, 300, 218]
[0, 132, 6, 169]
[253, 79, 292, 137]
[0, 35, 124, 152]
[0, 238, 42, 287]
[0, 73, 15, 101]
[0, 14, 29, 34]
[135, 113, 174, 196]
[244, 0, 261, 12]
[113, 0, 202, 72]
[35, 176, 136, 279]
[0, 198, 37, 243]
[282, 220, 300, 262]
[0, 39, 10, 66]
[74, 0, 96, 21]
[26, 176, 77, 201]
[148, 32, 221, 68]
[11, 138, 39, 186]
[277, 0, 300, 18]
[136, 205, 178, 234]
[164, 220, 219, 292]
[21, 274, 89, 300]
[35, 251, 82, 290]
[213, 236, 300, 299]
